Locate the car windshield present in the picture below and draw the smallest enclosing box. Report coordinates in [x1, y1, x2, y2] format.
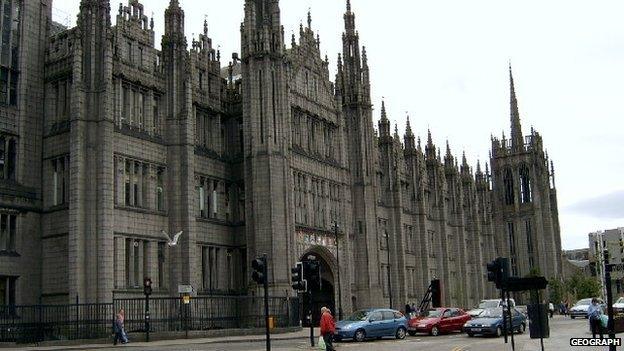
[479, 308, 503, 318]
[478, 300, 499, 309]
[616, 297, 624, 304]
[427, 309, 442, 317]
[345, 310, 370, 321]
[575, 299, 591, 306]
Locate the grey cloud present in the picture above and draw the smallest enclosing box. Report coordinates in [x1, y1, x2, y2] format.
[566, 190, 624, 219]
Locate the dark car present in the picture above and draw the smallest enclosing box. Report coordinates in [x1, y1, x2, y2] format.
[463, 307, 526, 337]
[408, 308, 472, 336]
[334, 309, 408, 342]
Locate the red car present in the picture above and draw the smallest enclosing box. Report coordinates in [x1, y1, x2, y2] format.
[408, 308, 472, 336]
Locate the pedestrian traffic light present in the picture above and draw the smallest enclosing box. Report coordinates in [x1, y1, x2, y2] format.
[291, 262, 307, 292]
[431, 279, 441, 307]
[143, 277, 152, 296]
[252, 256, 267, 284]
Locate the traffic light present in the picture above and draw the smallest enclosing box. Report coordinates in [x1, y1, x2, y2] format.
[252, 256, 267, 284]
[431, 279, 441, 307]
[143, 277, 152, 296]
[487, 257, 510, 289]
[304, 260, 321, 290]
[291, 262, 307, 292]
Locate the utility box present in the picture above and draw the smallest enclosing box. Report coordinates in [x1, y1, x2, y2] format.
[527, 304, 550, 339]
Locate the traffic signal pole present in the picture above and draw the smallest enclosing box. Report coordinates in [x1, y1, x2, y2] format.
[604, 251, 616, 351]
[506, 289, 515, 351]
[262, 254, 271, 351]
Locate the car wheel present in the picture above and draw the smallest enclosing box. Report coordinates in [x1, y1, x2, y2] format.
[354, 329, 366, 342]
[408, 331, 417, 336]
[496, 326, 502, 337]
[430, 326, 439, 336]
[467, 332, 474, 337]
[396, 327, 407, 340]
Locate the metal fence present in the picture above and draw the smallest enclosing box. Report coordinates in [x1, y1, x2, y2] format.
[0, 295, 299, 343]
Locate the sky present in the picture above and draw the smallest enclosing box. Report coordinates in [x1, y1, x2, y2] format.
[52, 0, 624, 250]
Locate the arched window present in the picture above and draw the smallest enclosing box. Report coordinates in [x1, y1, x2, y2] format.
[519, 165, 532, 204]
[504, 168, 514, 206]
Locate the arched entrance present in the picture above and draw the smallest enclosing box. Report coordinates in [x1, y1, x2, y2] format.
[300, 248, 335, 327]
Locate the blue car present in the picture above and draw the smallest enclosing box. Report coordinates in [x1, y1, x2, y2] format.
[463, 307, 527, 337]
[335, 309, 408, 342]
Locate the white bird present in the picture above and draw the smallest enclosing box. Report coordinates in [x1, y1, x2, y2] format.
[161, 230, 184, 246]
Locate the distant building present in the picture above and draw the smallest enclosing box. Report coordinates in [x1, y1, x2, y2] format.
[564, 248, 589, 261]
[589, 228, 624, 298]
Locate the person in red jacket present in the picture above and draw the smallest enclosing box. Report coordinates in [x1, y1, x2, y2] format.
[320, 307, 336, 351]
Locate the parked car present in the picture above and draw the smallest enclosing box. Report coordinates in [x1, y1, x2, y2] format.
[467, 299, 516, 318]
[334, 309, 408, 342]
[569, 298, 591, 319]
[463, 307, 526, 337]
[613, 297, 624, 313]
[408, 307, 472, 336]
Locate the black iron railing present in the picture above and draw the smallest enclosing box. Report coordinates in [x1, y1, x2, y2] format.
[0, 295, 299, 343]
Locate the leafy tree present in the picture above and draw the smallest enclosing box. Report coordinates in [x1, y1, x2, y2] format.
[565, 273, 601, 300]
[549, 278, 565, 303]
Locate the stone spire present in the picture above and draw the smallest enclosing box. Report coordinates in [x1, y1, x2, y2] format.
[509, 64, 524, 149]
[378, 99, 390, 137]
[404, 115, 415, 150]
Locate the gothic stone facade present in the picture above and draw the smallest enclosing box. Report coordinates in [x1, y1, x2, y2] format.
[0, 0, 563, 310]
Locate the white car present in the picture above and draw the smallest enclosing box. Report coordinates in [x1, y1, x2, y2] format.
[467, 299, 516, 318]
[569, 298, 603, 319]
[613, 297, 624, 313]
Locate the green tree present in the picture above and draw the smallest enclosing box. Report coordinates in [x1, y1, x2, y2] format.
[565, 274, 601, 300]
[549, 278, 565, 303]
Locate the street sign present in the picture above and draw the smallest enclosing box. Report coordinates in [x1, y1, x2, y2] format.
[606, 263, 624, 273]
[178, 284, 193, 294]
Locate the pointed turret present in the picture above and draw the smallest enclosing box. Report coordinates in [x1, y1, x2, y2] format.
[425, 129, 436, 161]
[378, 99, 391, 138]
[444, 140, 454, 165]
[404, 115, 416, 150]
[509, 65, 524, 149]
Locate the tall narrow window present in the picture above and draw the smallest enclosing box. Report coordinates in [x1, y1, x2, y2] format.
[0, 214, 6, 251]
[508, 222, 518, 276]
[52, 157, 67, 206]
[125, 160, 131, 206]
[519, 165, 532, 203]
[0, 136, 5, 179]
[127, 42, 132, 63]
[0, 0, 19, 106]
[6, 138, 14, 180]
[211, 180, 218, 218]
[199, 178, 205, 218]
[153, 95, 160, 135]
[504, 168, 514, 206]
[156, 167, 164, 211]
[133, 162, 140, 207]
[158, 242, 166, 288]
[526, 220, 534, 268]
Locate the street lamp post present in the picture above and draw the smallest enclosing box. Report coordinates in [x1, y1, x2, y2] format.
[333, 221, 343, 320]
[385, 230, 393, 309]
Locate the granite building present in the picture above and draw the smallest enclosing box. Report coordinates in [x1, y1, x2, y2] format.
[0, 0, 563, 312]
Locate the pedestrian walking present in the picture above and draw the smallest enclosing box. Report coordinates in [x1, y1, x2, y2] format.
[320, 307, 336, 351]
[548, 302, 554, 318]
[113, 308, 129, 345]
[405, 303, 412, 316]
[587, 298, 604, 339]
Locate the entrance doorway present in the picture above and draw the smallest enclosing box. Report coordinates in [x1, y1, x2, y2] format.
[300, 251, 335, 327]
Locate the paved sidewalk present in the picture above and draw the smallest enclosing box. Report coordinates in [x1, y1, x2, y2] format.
[0, 328, 317, 351]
